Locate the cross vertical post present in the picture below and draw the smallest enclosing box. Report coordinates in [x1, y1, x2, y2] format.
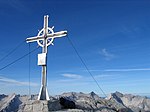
[26, 15, 67, 100]
[39, 15, 49, 100]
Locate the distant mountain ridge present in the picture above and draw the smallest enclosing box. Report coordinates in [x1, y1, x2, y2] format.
[0, 91, 150, 112]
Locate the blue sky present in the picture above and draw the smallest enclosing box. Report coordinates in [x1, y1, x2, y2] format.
[0, 0, 150, 96]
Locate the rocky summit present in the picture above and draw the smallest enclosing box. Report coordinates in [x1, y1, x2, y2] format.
[0, 91, 150, 112]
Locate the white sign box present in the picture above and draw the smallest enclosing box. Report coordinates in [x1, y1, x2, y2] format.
[38, 53, 46, 66]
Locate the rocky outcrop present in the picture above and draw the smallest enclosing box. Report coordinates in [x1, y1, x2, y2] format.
[56, 92, 128, 111]
[0, 93, 21, 112]
[0, 92, 150, 112]
[59, 97, 76, 109]
[0, 94, 7, 101]
[108, 91, 150, 112]
[18, 100, 62, 112]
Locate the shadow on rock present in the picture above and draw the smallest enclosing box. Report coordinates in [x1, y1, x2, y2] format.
[59, 97, 76, 109]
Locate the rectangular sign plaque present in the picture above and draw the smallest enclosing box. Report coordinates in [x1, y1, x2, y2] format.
[38, 53, 46, 66]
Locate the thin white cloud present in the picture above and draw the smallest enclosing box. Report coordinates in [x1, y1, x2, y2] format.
[94, 74, 113, 78]
[0, 76, 38, 87]
[99, 48, 115, 60]
[0, 0, 29, 15]
[85, 68, 150, 72]
[102, 78, 150, 87]
[61, 74, 82, 79]
[104, 68, 150, 72]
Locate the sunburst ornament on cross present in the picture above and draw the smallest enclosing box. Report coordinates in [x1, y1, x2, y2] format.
[26, 15, 67, 100]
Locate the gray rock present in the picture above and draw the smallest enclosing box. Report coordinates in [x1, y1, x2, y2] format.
[0, 93, 21, 112]
[108, 91, 150, 111]
[0, 91, 150, 112]
[19, 99, 61, 112]
[54, 109, 84, 112]
[48, 99, 62, 111]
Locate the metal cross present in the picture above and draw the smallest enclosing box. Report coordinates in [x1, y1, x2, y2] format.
[26, 15, 67, 100]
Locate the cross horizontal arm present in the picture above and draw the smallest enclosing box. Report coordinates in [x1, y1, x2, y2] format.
[26, 31, 67, 43]
[47, 30, 67, 39]
[26, 36, 44, 43]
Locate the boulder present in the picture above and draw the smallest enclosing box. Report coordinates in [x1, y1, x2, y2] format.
[59, 97, 75, 109]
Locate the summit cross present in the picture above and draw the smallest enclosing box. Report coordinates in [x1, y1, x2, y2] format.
[26, 15, 67, 100]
